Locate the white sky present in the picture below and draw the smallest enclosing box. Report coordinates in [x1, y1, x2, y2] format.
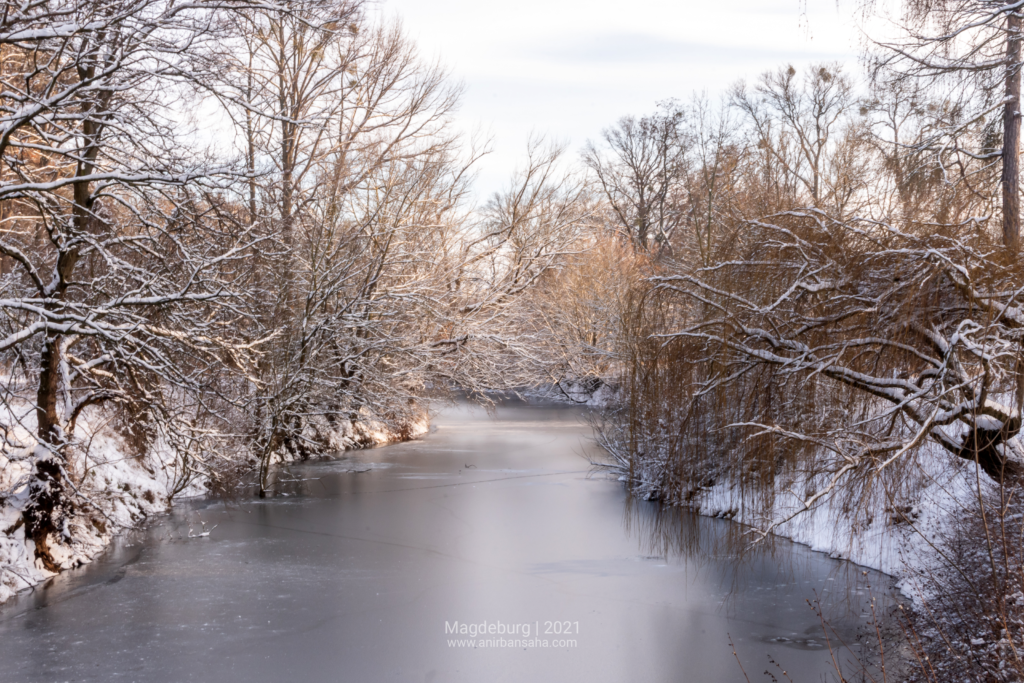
[376, 0, 877, 201]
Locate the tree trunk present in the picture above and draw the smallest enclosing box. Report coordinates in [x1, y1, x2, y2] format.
[246, 55, 258, 224]
[25, 333, 68, 572]
[25, 156, 85, 569]
[1003, 10, 1022, 254]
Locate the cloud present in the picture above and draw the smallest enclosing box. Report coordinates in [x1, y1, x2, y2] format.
[531, 32, 850, 66]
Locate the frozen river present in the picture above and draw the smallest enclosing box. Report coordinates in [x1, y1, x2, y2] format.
[0, 402, 895, 681]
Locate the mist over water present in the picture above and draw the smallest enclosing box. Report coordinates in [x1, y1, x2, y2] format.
[0, 403, 896, 682]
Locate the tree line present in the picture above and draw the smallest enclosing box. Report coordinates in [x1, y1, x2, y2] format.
[0, 0, 596, 572]
[5, 0, 1024, 675]
[569, 3, 1024, 678]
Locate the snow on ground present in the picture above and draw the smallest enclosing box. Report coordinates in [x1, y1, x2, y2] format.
[0, 403, 185, 604]
[529, 379, 623, 408]
[656, 441, 995, 600]
[561, 378, 994, 598]
[0, 404, 428, 605]
[274, 410, 429, 464]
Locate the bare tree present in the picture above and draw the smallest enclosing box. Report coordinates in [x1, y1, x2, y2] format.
[583, 103, 686, 252]
[675, 95, 744, 266]
[731, 63, 863, 215]
[210, 7, 480, 493]
[401, 138, 605, 400]
[871, 0, 1023, 252]
[0, 0, 274, 568]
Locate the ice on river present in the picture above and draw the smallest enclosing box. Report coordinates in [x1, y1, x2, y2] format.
[0, 404, 898, 682]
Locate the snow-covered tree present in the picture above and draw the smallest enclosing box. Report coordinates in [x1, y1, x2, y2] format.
[0, 0, 275, 569]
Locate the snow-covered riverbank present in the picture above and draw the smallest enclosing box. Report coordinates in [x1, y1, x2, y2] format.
[690, 447, 989, 598]
[0, 407, 180, 603]
[564, 379, 988, 599]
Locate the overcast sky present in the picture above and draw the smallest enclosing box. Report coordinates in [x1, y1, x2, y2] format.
[375, 0, 874, 201]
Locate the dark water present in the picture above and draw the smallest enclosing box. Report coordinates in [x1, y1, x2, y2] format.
[0, 404, 896, 682]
